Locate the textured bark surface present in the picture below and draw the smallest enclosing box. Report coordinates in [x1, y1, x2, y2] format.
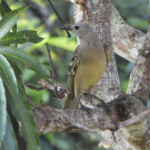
[127, 26, 150, 105]
[33, 95, 145, 134]
[111, 6, 145, 63]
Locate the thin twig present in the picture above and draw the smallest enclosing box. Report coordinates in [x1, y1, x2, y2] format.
[27, 97, 40, 108]
[25, 81, 44, 91]
[47, 0, 71, 38]
[45, 43, 56, 80]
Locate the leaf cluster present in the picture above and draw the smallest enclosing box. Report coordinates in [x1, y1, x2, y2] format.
[0, 1, 49, 149]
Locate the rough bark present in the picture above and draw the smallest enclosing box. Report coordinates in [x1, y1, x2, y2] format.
[111, 6, 145, 63]
[127, 26, 150, 105]
[33, 95, 145, 134]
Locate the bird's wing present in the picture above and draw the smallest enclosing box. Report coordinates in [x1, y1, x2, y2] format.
[63, 46, 80, 109]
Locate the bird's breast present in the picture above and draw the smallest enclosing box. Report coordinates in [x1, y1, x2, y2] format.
[74, 46, 107, 96]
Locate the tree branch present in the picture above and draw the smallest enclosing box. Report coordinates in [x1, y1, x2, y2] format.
[127, 25, 150, 105]
[111, 6, 145, 63]
[32, 95, 145, 134]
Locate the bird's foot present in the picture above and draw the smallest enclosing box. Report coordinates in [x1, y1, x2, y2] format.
[91, 94, 106, 104]
[83, 92, 93, 103]
[81, 104, 92, 114]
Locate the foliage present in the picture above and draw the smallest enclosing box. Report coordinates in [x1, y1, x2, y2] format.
[0, 1, 48, 150]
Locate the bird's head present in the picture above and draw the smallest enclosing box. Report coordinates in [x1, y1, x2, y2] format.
[61, 23, 96, 39]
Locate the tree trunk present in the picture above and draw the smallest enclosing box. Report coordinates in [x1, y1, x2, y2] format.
[73, 0, 150, 149]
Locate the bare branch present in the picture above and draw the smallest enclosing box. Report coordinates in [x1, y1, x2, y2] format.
[32, 95, 145, 134]
[33, 106, 117, 134]
[25, 79, 67, 100]
[127, 26, 150, 105]
[27, 97, 40, 108]
[111, 6, 145, 63]
[38, 79, 67, 99]
[45, 43, 56, 80]
[47, 0, 71, 38]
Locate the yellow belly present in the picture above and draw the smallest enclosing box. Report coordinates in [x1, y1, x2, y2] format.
[74, 58, 106, 97]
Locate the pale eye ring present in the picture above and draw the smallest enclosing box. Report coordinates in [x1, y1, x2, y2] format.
[75, 26, 79, 30]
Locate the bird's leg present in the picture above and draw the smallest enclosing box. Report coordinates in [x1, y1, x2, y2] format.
[91, 94, 106, 107]
[91, 94, 112, 116]
[82, 92, 112, 116]
[83, 92, 93, 103]
[80, 91, 93, 113]
[80, 104, 92, 114]
[83, 89, 106, 106]
[83, 86, 93, 103]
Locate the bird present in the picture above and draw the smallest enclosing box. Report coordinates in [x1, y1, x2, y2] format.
[62, 23, 110, 109]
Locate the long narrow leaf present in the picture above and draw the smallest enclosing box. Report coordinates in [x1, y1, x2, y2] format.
[0, 76, 7, 148]
[0, 46, 49, 78]
[0, 0, 17, 33]
[1, 116, 19, 150]
[0, 7, 27, 39]
[0, 30, 44, 45]
[0, 0, 11, 17]
[0, 54, 41, 150]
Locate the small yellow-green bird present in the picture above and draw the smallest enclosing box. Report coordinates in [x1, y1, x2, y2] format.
[62, 23, 110, 109]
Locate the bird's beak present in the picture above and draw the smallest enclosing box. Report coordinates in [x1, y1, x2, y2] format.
[61, 25, 72, 31]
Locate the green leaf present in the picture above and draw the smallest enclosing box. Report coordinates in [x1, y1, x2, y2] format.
[1, 116, 19, 150]
[0, 54, 18, 95]
[0, 7, 28, 39]
[0, 0, 11, 17]
[0, 76, 7, 148]
[0, 0, 17, 42]
[0, 54, 41, 150]
[0, 30, 44, 45]
[0, 46, 49, 78]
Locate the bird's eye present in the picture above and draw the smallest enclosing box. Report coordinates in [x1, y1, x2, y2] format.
[75, 26, 79, 30]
